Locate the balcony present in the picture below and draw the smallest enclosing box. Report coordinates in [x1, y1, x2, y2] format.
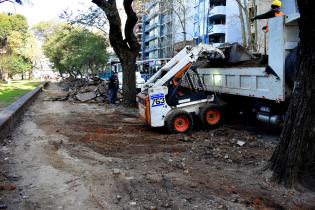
[144, 46, 158, 53]
[212, 43, 224, 47]
[160, 31, 172, 38]
[208, 24, 225, 35]
[144, 35, 157, 43]
[209, 6, 226, 17]
[144, 23, 159, 32]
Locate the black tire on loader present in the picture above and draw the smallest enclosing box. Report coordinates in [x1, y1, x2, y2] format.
[166, 110, 193, 134]
[199, 104, 222, 129]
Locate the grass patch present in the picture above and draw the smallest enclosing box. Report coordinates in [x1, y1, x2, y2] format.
[0, 80, 41, 109]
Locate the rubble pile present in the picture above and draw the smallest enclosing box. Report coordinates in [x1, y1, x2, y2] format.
[49, 77, 122, 103]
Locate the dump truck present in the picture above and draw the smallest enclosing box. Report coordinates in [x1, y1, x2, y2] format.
[137, 10, 299, 133]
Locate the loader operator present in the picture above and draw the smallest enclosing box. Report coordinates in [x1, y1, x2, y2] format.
[251, 0, 284, 32]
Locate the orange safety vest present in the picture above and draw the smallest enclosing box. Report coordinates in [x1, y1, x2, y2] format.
[265, 11, 284, 32]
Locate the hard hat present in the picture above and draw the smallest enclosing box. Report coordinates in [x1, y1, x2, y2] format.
[272, 0, 282, 7]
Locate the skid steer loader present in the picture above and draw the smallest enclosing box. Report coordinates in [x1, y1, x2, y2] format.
[137, 44, 226, 133]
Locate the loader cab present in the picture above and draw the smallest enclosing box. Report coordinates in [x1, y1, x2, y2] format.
[166, 67, 207, 106]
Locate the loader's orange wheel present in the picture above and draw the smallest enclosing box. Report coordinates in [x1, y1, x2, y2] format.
[174, 116, 190, 133]
[199, 104, 223, 129]
[206, 109, 221, 125]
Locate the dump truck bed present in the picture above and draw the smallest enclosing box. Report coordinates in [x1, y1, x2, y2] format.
[198, 66, 283, 101]
[197, 16, 299, 102]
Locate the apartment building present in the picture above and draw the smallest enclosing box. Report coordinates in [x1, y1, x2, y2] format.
[134, 0, 145, 60]
[193, 0, 242, 46]
[141, 2, 173, 61]
[141, 1, 194, 61]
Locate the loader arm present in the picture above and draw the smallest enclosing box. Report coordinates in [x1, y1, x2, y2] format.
[142, 44, 225, 90]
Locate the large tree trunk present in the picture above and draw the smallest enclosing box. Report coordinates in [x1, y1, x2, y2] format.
[92, 0, 140, 106]
[121, 59, 136, 105]
[270, 0, 315, 190]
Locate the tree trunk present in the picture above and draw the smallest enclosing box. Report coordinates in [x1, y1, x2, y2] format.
[121, 58, 137, 105]
[238, 3, 247, 47]
[270, 0, 315, 191]
[252, 0, 258, 51]
[242, 0, 253, 50]
[92, 0, 140, 106]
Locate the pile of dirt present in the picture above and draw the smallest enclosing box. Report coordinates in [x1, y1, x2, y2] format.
[46, 77, 122, 103]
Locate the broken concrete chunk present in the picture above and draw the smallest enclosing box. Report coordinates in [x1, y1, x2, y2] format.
[116, 195, 122, 201]
[98, 84, 107, 95]
[236, 140, 246, 147]
[96, 97, 106, 103]
[0, 204, 8, 209]
[82, 85, 97, 92]
[130, 202, 137, 206]
[112, 168, 121, 175]
[76, 92, 97, 102]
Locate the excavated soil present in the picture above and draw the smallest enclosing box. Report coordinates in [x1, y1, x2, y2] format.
[0, 83, 315, 210]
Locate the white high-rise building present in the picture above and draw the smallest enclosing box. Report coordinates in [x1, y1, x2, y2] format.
[193, 0, 243, 46]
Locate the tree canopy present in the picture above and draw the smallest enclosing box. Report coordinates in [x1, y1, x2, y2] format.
[0, 13, 28, 47]
[40, 22, 110, 78]
[0, 13, 36, 80]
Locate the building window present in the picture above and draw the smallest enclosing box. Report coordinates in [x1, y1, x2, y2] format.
[209, 34, 225, 43]
[210, 0, 226, 7]
[208, 16, 226, 25]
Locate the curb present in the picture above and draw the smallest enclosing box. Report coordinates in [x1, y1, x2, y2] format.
[0, 82, 49, 142]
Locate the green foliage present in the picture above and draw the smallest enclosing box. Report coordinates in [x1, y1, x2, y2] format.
[0, 13, 35, 81]
[42, 24, 109, 77]
[33, 20, 68, 40]
[0, 13, 28, 45]
[2, 54, 32, 77]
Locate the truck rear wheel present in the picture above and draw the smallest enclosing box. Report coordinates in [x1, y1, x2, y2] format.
[199, 104, 222, 129]
[166, 110, 193, 133]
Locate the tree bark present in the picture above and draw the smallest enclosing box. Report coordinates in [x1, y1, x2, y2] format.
[242, 0, 253, 50]
[238, 2, 247, 47]
[252, 0, 258, 51]
[234, 0, 254, 50]
[92, 0, 140, 106]
[270, 0, 315, 191]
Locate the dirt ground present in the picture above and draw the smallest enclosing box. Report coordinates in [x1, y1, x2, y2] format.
[0, 83, 315, 210]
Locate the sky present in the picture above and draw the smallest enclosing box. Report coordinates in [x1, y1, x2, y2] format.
[0, 0, 125, 26]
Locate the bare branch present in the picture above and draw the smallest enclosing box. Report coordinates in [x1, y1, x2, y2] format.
[92, 0, 129, 56]
[60, 7, 109, 35]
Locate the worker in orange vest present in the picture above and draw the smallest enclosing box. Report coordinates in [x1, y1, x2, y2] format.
[251, 0, 284, 32]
